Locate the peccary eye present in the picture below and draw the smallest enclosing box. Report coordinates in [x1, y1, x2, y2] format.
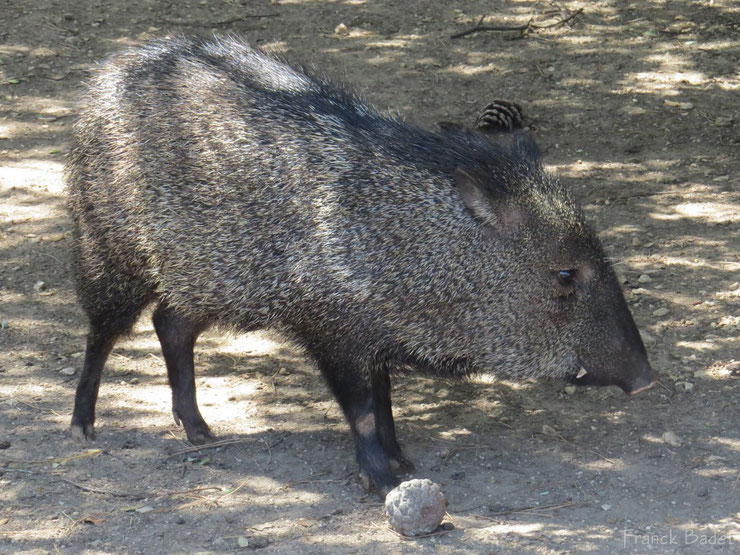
[556, 269, 577, 287]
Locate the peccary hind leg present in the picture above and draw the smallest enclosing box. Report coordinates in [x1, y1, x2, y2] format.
[70, 331, 117, 441]
[153, 305, 215, 444]
[71, 293, 151, 441]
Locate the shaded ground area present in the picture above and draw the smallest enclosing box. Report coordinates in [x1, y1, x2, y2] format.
[0, 0, 738, 553]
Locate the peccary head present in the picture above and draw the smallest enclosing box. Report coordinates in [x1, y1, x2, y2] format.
[417, 130, 655, 394]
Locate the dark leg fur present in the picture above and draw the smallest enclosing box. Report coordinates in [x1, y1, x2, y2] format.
[153, 305, 214, 444]
[70, 297, 150, 440]
[371, 365, 414, 474]
[312, 353, 399, 496]
[70, 331, 116, 440]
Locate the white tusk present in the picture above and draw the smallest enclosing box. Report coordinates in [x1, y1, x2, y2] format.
[576, 367, 588, 379]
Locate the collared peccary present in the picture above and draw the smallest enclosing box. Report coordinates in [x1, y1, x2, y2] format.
[67, 35, 656, 495]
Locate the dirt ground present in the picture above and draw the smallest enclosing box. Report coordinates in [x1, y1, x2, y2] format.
[0, 0, 738, 553]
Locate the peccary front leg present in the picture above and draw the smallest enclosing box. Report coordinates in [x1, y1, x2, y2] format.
[315, 356, 399, 495]
[153, 305, 215, 445]
[372, 365, 415, 474]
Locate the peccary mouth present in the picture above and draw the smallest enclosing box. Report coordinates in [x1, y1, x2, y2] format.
[568, 365, 657, 395]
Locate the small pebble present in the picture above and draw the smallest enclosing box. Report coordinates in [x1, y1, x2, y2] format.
[34, 281, 48, 292]
[639, 331, 656, 346]
[237, 536, 249, 548]
[631, 237, 643, 247]
[0, 321, 8, 329]
[652, 307, 670, 317]
[59, 367, 76, 376]
[334, 23, 349, 35]
[662, 431, 682, 447]
[564, 385, 577, 395]
[601, 504, 612, 511]
[638, 274, 653, 284]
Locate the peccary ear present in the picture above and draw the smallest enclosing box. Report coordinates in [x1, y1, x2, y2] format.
[454, 168, 525, 231]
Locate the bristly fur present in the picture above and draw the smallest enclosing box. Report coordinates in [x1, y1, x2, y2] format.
[66, 35, 652, 493]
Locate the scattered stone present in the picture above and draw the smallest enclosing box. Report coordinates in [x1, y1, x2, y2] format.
[243, 536, 269, 549]
[129, 377, 140, 384]
[683, 382, 694, 392]
[0, 441, 10, 449]
[639, 331, 656, 346]
[237, 536, 249, 548]
[564, 385, 577, 395]
[631, 237, 643, 247]
[385, 479, 447, 537]
[662, 431, 682, 447]
[601, 504, 612, 511]
[30, 47, 58, 58]
[620, 105, 647, 116]
[638, 274, 653, 284]
[714, 117, 732, 127]
[632, 288, 650, 295]
[334, 23, 349, 36]
[59, 367, 76, 376]
[664, 99, 694, 110]
[652, 307, 670, 317]
[712, 175, 729, 182]
[541, 424, 558, 436]
[33, 281, 48, 292]
[0, 321, 8, 329]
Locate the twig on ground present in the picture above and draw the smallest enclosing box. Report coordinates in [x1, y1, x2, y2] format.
[487, 500, 576, 516]
[165, 432, 289, 458]
[58, 476, 148, 499]
[160, 14, 279, 27]
[451, 8, 584, 39]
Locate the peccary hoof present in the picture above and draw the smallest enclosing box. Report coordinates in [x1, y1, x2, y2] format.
[70, 422, 95, 441]
[359, 469, 399, 498]
[185, 426, 217, 445]
[390, 454, 416, 475]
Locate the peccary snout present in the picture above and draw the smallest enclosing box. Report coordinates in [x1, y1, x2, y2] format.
[567, 270, 656, 394]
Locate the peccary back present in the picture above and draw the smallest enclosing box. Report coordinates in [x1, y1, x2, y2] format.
[67, 36, 654, 494]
